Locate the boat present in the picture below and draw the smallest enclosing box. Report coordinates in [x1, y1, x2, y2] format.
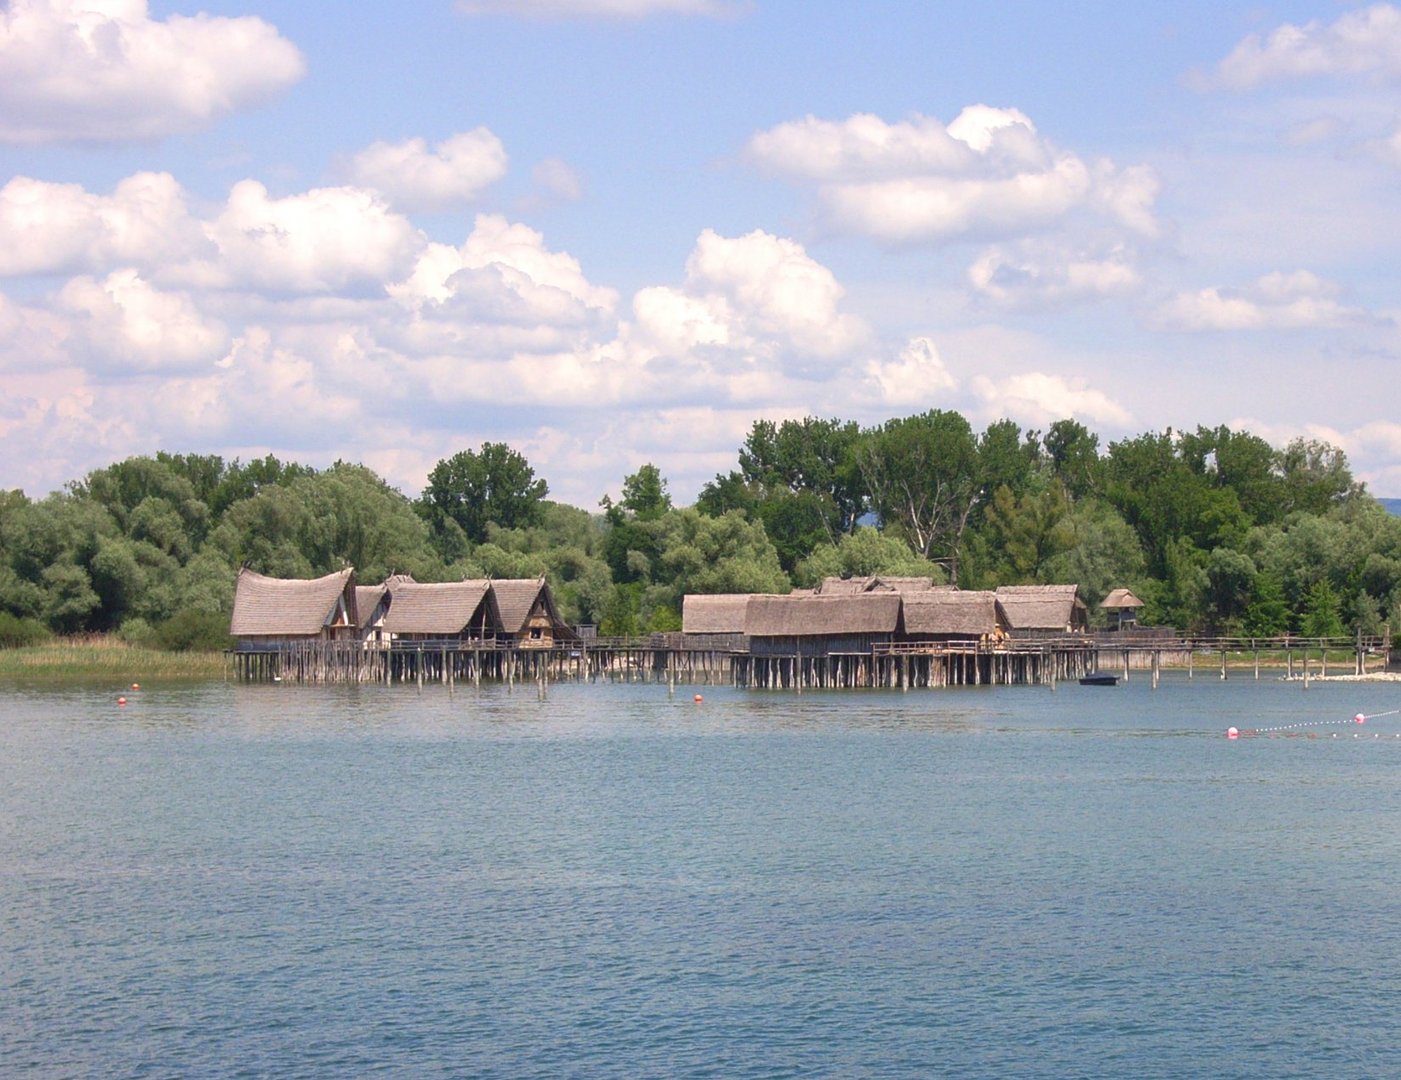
[1078, 672, 1119, 686]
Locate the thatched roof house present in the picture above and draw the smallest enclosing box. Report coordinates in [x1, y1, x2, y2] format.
[230, 567, 358, 646]
[746, 593, 902, 656]
[380, 580, 499, 641]
[995, 584, 1087, 635]
[490, 578, 573, 648]
[901, 590, 1009, 642]
[682, 594, 753, 635]
[1101, 587, 1146, 630]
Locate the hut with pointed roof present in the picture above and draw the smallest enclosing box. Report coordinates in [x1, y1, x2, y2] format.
[900, 590, 1010, 645]
[1101, 587, 1146, 631]
[380, 579, 500, 644]
[995, 584, 1087, 637]
[490, 578, 574, 649]
[745, 592, 903, 657]
[230, 567, 359, 648]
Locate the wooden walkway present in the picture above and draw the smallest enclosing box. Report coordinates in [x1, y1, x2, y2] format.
[228, 633, 1387, 690]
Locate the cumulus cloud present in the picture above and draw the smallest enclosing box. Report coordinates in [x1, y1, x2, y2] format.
[343, 129, 509, 212]
[0, 0, 305, 143]
[1153, 270, 1378, 331]
[1208, 4, 1401, 89]
[56, 270, 228, 373]
[864, 336, 956, 406]
[456, 0, 745, 17]
[198, 181, 424, 296]
[969, 241, 1141, 307]
[746, 106, 1159, 245]
[970, 372, 1132, 428]
[0, 172, 204, 277]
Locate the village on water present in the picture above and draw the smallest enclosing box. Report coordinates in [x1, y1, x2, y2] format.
[229, 569, 1386, 690]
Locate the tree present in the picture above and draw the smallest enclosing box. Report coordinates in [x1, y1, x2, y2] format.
[731, 416, 865, 541]
[418, 443, 549, 548]
[857, 410, 978, 582]
[794, 527, 944, 588]
[1241, 570, 1291, 637]
[620, 463, 672, 521]
[1043, 419, 1101, 500]
[1278, 438, 1362, 517]
[1300, 578, 1344, 638]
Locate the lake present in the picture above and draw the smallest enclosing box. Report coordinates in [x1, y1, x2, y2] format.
[3, 673, 1401, 1078]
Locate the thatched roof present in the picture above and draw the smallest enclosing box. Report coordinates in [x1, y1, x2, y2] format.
[746, 593, 902, 637]
[230, 568, 356, 636]
[381, 580, 496, 636]
[682, 594, 754, 634]
[995, 584, 1085, 630]
[817, 576, 876, 595]
[816, 575, 940, 595]
[354, 585, 387, 629]
[901, 590, 1008, 636]
[873, 576, 941, 593]
[1101, 588, 1145, 609]
[491, 578, 570, 636]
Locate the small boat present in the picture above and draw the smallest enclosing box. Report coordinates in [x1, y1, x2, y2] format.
[1079, 672, 1119, 686]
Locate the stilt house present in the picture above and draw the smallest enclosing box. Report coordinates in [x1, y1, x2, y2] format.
[900, 590, 1010, 645]
[230, 568, 359, 649]
[994, 584, 1088, 637]
[379, 579, 500, 644]
[745, 593, 903, 657]
[1101, 588, 1146, 631]
[490, 578, 573, 649]
[681, 593, 756, 651]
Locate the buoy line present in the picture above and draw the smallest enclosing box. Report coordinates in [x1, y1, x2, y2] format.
[1229, 709, 1401, 739]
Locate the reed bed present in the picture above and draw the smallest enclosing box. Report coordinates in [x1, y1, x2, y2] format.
[0, 634, 225, 680]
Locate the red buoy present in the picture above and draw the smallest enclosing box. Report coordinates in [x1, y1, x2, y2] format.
[1226, 727, 1239, 740]
[117, 696, 127, 706]
[693, 694, 703, 703]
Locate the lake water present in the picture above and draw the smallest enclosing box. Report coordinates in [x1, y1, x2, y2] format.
[3, 673, 1401, 1078]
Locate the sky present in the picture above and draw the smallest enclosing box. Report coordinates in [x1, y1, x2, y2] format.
[3, 0, 1401, 507]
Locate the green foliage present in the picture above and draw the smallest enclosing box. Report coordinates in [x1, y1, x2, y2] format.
[620, 464, 672, 521]
[858, 409, 979, 580]
[152, 609, 235, 652]
[1300, 578, 1345, 638]
[0, 612, 52, 648]
[1241, 571, 1291, 638]
[795, 527, 944, 588]
[419, 442, 549, 548]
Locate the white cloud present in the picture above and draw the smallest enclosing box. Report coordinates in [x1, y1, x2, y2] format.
[0, 0, 305, 143]
[1209, 4, 1401, 90]
[969, 241, 1141, 307]
[864, 336, 956, 406]
[199, 181, 424, 296]
[0, 172, 204, 277]
[343, 129, 509, 212]
[747, 106, 1158, 245]
[56, 270, 228, 372]
[1154, 270, 1377, 331]
[681, 228, 869, 358]
[530, 158, 585, 203]
[970, 371, 1132, 428]
[456, 0, 744, 17]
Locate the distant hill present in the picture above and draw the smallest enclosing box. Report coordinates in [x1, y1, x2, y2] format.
[1378, 498, 1401, 516]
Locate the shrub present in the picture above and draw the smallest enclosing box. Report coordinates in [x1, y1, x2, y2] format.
[153, 609, 233, 652]
[117, 617, 158, 648]
[0, 612, 52, 648]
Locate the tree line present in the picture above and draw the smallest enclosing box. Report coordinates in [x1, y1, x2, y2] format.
[0, 410, 1391, 648]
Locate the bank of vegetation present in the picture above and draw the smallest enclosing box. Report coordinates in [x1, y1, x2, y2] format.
[0, 412, 1392, 655]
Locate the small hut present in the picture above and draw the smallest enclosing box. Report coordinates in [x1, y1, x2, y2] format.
[490, 578, 574, 649]
[745, 593, 902, 657]
[380, 580, 499, 644]
[1100, 588, 1146, 631]
[900, 590, 1010, 645]
[995, 584, 1087, 637]
[230, 567, 359, 649]
[356, 574, 415, 646]
[681, 594, 755, 651]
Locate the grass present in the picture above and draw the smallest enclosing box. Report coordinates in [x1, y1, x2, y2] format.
[0, 634, 226, 681]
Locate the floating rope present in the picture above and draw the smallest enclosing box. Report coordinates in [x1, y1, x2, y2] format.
[1229, 709, 1401, 739]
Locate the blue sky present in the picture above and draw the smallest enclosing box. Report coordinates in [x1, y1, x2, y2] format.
[3, 0, 1401, 505]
